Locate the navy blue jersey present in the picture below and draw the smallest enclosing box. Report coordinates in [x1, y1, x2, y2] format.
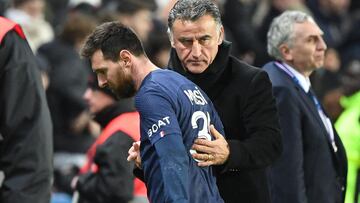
[135, 69, 225, 203]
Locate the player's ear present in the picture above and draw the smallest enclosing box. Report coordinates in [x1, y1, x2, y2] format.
[119, 50, 131, 66]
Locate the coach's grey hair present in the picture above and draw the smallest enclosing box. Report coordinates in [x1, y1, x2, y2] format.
[167, 0, 222, 41]
[267, 10, 314, 60]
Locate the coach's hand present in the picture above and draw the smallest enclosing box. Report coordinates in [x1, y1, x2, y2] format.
[191, 125, 229, 167]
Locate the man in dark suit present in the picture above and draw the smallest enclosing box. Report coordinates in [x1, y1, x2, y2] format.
[263, 11, 347, 203]
[128, 1, 282, 202]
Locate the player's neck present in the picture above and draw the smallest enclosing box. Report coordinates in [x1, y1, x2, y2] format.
[132, 56, 159, 90]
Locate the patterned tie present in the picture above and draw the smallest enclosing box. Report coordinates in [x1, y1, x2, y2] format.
[307, 88, 323, 112]
[307, 88, 337, 152]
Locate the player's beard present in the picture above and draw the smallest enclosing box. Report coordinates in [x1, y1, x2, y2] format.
[110, 69, 137, 98]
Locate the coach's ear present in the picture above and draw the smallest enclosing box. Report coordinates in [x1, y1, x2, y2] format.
[167, 29, 175, 48]
[218, 26, 224, 45]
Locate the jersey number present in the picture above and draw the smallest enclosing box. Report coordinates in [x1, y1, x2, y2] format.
[191, 111, 211, 141]
[190, 111, 211, 162]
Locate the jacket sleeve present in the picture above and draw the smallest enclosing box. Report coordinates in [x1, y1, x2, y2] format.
[268, 86, 307, 203]
[0, 31, 53, 203]
[76, 131, 135, 203]
[222, 70, 282, 171]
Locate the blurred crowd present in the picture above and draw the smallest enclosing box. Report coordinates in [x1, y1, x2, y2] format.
[0, 0, 359, 202]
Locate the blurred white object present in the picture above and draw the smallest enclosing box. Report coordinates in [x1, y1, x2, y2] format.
[0, 171, 4, 188]
[71, 191, 79, 203]
[68, 0, 101, 7]
[4, 1, 54, 53]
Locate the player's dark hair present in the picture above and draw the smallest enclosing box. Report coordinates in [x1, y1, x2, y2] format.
[81, 21, 145, 61]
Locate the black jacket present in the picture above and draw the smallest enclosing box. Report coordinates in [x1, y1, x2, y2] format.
[38, 39, 92, 153]
[0, 30, 53, 203]
[263, 62, 347, 203]
[168, 41, 282, 203]
[76, 99, 137, 203]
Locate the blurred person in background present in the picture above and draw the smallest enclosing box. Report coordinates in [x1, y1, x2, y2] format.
[38, 12, 97, 155]
[335, 62, 360, 203]
[311, 49, 342, 99]
[263, 11, 347, 203]
[0, 0, 10, 15]
[222, 0, 311, 66]
[307, 0, 352, 50]
[37, 12, 98, 197]
[310, 48, 343, 121]
[145, 25, 171, 68]
[70, 72, 147, 203]
[153, 0, 176, 24]
[0, 16, 53, 203]
[4, 0, 54, 52]
[116, 0, 156, 44]
[35, 53, 52, 90]
[45, 0, 100, 32]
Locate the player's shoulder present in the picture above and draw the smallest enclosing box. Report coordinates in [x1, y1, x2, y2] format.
[143, 69, 191, 91]
[151, 69, 187, 83]
[136, 70, 172, 99]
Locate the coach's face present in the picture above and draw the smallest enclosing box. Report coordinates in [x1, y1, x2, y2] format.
[170, 15, 224, 74]
[91, 50, 136, 98]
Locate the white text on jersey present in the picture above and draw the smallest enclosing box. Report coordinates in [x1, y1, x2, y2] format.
[183, 87, 208, 106]
[147, 116, 170, 137]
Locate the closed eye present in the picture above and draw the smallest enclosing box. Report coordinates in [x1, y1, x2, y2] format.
[94, 68, 107, 76]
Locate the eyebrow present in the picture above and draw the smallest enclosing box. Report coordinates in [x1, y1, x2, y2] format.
[199, 35, 211, 40]
[306, 33, 324, 40]
[305, 29, 324, 37]
[179, 34, 212, 41]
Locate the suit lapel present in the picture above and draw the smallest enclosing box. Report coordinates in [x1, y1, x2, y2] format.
[273, 65, 333, 149]
[271, 62, 346, 177]
[288, 75, 343, 164]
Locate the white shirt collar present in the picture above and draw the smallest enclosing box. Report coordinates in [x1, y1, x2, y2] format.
[283, 63, 311, 93]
